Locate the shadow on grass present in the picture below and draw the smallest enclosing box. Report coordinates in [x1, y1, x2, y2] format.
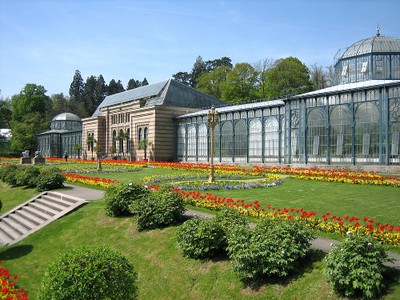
[0, 244, 33, 260]
[381, 266, 400, 298]
[241, 249, 326, 291]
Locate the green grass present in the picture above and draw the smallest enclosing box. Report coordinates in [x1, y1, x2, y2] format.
[1, 166, 400, 299]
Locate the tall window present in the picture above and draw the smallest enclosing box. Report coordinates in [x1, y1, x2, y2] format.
[307, 108, 327, 162]
[264, 117, 279, 158]
[198, 124, 208, 160]
[355, 102, 379, 161]
[249, 119, 262, 161]
[112, 130, 116, 149]
[177, 126, 186, 160]
[187, 125, 196, 160]
[330, 105, 352, 162]
[127, 129, 131, 153]
[234, 120, 246, 161]
[221, 122, 233, 161]
[119, 129, 124, 153]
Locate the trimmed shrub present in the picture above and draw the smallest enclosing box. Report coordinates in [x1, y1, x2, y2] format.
[130, 188, 185, 231]
[39, 246, 138, 300]
[226, 219, 314, 279]
[0, 163, 18, 186]
[15, 165, 40, 187]
[105, 183, 149, 217]
[324, 233, 391, 299]
[36, 167, 65, 191]
[176, 217, 225, 259]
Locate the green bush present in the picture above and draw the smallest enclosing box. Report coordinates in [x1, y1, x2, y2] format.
[324, 233, 391, 299]
[105, 183, 149, 217]
[15, 165, 40, 187]
[226, 219, 314, 279]
[130, 188, 185, 231]
[0, 163, 18, 186]
[36, 167, 65, 191]
[176, 217, 225, 259]
[39, 246, 138, 300]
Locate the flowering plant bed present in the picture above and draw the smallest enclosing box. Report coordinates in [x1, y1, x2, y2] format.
[174, 189, 400, 247]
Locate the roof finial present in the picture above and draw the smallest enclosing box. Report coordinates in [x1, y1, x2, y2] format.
[376, 23, 381, 36]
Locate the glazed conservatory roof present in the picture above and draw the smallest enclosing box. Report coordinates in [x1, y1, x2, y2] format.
[177, 99, 284, 118]
[292, 79, 400, 98]
[52, 112, 81, 122]
[341, 35, 400, 59]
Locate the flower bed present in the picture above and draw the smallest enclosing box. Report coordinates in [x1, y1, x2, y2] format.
[0, 262, 28, 300]
[174, 189, 400, 247]
[64, 173, 119, 188]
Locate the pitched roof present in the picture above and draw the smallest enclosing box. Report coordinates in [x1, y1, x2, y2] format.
[92, 79, 225, 116]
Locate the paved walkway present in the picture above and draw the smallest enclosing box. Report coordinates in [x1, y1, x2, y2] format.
[57, 184, 400, 270]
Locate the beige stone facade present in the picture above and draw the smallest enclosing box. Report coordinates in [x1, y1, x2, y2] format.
[81, 79, 224, 161]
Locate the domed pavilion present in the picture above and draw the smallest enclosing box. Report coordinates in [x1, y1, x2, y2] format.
[37, 113, 82, 158]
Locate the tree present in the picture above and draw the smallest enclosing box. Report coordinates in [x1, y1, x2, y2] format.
[95, 75, 107, 108]
[205, 57, 233, 71]
[172, 71, 191, 86]
[50, 93, 70, 119]
[11, 84, 51, 153]
[221, 63, 258, 104]
[265, 57, 313, 98]
[196, 66, 230, 99]
[309, 63, 328, 90]
[325, 65, 335, 87]
[190, 56, 207, 87]
[108, 79, 125, 95]
[0, 98, 12, 128]
[141, 78, 149, 86]
[83, 75, 97, 117]
[69, 70, 86, 116]
[253, 58, 274, 99]
[127, 79, 139, 90]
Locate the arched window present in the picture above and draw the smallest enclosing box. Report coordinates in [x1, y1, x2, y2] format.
[212, 124, 220, 159]
[221, 122, 233, 161]
[127, 129, 131, 153]
[330, 106, 352, 162]
[198, 124, 208, 160]
[355, 102, 379, 160]
[249, 119, 262, 161]
[264, 116, 279, 158]
[119, 129, 124, 153]
[187, 125, 196, 160]
[112, 130, 117, 149]
[307, 108, 327, 162]
[234, 119, 246, 162]
[144, 127, 148, 140]
[177, 126, 186, 161]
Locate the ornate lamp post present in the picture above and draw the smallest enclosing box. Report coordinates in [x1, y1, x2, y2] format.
[208, 104, 218, 183]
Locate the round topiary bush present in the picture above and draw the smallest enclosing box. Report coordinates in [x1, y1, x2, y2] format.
[105, 183, 149, 217]
[130, 188, 185, 231]
[176, 217, 225, 259]
[226, 219, 314, 279]
[39, 246, 138, 300]
[36, 167, 66, 191]
[324, 233, 391, 299]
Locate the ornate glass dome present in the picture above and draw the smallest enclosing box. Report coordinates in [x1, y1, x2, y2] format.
[50, 113, 82, 131]
[335, 29, 400, 84]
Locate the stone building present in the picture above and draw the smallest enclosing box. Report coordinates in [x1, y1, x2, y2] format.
[81, 79, 224, 161]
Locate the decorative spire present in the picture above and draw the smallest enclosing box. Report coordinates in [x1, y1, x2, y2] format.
[376, 23, 381, 36]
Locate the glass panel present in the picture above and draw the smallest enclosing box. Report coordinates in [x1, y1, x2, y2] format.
[330, 105, 352, 163]
[234, 120, 246, 160]
[187, 125, 196, 160]
[221, 122, 233, 162]
[177, 126, 186, 160]
[249, 119, 262, 162]
[198, 124, 208, 160]
[264, 117, 279, 158]
[355, 102, 379, 163]
[307, 108, 327, 163]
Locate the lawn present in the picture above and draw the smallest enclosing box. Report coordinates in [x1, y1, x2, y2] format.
[0, 164, 400, 299]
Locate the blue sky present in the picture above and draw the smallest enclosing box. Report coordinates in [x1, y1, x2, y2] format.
[0, 0, 399, 99]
